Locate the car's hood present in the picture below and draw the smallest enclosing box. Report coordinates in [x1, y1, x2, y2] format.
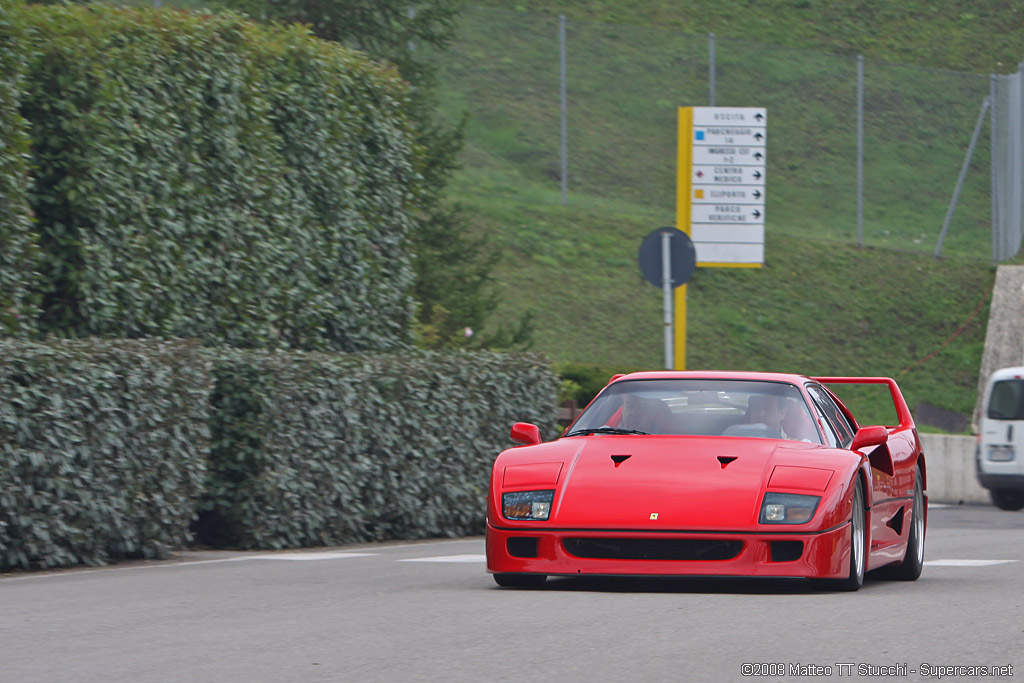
[546, 436, 813, 530]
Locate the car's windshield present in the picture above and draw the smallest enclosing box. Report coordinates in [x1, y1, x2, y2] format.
[566, 378, 822, 444]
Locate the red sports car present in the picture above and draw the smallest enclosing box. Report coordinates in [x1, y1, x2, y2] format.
[486, 371, 926, 590]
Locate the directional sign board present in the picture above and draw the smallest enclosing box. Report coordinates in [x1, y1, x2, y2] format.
[678, 107, 766, 266]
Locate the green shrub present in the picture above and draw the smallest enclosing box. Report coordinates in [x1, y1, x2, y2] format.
[8, 4, 419, 350]
[197, 348, 559, 549]
[0, 0, 40, 337]
[555, 360, 646, 408]
[0, 338, 559, 566]
[0, 338, 212, 569]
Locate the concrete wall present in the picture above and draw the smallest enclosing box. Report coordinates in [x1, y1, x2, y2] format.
[973, 265, 1024, 430]
[920, 433, 989, 505]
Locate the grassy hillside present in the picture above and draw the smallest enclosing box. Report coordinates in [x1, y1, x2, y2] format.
[471, 1, 1024, 74]
[435, 7, 995, 258]
[430, 3, 1006, 429]
[466, 193, 993, 427]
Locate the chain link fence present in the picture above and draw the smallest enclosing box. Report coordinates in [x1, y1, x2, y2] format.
[430, 7, 1017, 262]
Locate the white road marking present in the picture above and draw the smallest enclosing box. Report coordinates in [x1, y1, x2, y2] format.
[399, 554, 486, 563]
[248, 552, 378, 561]
[0, 552, 380, 580]
[925, 559, 1019, 567]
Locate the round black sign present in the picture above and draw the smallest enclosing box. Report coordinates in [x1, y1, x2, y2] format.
[638, 227, 696, 288]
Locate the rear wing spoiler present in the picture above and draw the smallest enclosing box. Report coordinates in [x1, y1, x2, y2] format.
[812, 376, 914, 429]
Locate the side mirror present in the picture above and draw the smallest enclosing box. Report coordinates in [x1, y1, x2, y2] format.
[851, 425, 888, 451]
[510, 422, 542, 446]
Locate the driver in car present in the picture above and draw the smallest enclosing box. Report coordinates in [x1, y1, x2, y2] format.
[746, 394, 787, 438]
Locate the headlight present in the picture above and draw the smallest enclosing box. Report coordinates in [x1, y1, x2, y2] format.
[502, 490, 554, 520]
[759, 492, 820, 524]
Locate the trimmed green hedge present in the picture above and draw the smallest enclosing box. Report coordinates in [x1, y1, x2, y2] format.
[198, 348, 559, 549]
[0, 0, 40, 337]
[2, 4, 419, 350]
[0, 339, 559, 568]
[0, 338, 212, 569]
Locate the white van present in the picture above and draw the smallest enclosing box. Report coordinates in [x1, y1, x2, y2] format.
[978, 366, 1024, 510]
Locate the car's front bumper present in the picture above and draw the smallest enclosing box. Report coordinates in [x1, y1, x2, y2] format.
[486, 520, 852, 579]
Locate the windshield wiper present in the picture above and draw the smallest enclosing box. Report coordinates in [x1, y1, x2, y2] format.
[564, 427, 650, 437]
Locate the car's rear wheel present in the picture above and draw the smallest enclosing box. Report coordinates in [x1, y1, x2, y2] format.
[883, 465, 925, 581]
[990, 489, 1024, 511]
[822, 480, 866, 592]
[493, 573, 547, 588]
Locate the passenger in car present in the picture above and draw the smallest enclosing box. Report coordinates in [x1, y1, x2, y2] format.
[721, 395, 789, 438]
[780, 399, 819, 442]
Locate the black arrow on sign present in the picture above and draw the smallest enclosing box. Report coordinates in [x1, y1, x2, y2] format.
[753, 189, 762, 199]
[753, 170, 762, 179]
[754, 112, 764, 122]
[754, 132, 764, 141]
[753, 151, 763, 161]
[752, 209, 761, 219]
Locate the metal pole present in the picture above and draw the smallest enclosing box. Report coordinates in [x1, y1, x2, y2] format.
[857, 55, 864, 247]
[1015, 282, 1024, 368]
[1007, 65, 1024, 262]
[559, 15, 568, 206]
[709, 33, 716, 107]
[662, 231, 673, 370]
[1015, 65, 1024, 262]
[935, 97, 991, 258]
[992, 73, 999, 264]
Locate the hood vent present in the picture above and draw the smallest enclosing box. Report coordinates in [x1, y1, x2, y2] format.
[717, 456, 738, 468]
[610, 454, 631, 467]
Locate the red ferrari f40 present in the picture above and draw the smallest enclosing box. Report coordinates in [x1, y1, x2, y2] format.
[486, 371, 926, 591]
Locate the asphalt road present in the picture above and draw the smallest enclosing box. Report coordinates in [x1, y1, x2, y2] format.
[1, 504, 1021, 682]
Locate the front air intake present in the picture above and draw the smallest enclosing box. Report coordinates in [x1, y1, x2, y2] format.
[563, 538, 742, 561]
[507, 537, 539, 558]
[769, 540, 804, 562]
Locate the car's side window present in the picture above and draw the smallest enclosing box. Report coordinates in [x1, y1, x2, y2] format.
[811, 400, 841, 447]
[806, 384, 854, 448]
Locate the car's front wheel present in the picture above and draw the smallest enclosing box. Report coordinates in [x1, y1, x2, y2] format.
[493, 573, 547, 588]
[882, 464, 925, 580]
[990, 489, 1024, 511]
[820, 480, 866, 592]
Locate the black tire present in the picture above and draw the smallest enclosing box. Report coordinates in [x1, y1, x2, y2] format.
[884, 465, 925, 581]
[821, 480, 866, 592]
[990, 489, 1024, 511]
[493, 573, 547, 588]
